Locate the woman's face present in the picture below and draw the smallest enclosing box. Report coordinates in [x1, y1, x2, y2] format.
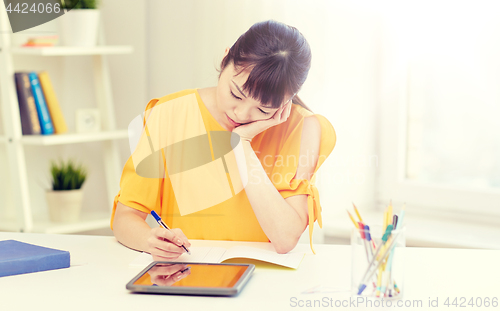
[215, 61, 282, 130]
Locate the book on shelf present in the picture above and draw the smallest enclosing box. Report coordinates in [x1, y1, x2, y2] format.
[38, 71, 68, 134]
[0, 240, 70, 278]
[28, 72, 54, 135]
[14, 73, 41, 135]
[14, 71, 70, 136]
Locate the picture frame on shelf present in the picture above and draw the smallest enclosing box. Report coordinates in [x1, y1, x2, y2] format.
[76, 108, 101, 133]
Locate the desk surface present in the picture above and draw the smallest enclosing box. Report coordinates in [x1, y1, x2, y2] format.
[1, 232, 499, 311]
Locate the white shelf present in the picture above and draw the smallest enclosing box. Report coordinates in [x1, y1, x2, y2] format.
[10, 45, 133, 56]
[0, 211, 112, 234]
[21, 129, 128, 146]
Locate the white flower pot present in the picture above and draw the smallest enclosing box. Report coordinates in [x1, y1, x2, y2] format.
[46, 189, 84, 223]
[58, 9, 100, 47]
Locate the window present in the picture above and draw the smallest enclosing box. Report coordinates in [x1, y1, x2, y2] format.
[377, 2, 500, 217]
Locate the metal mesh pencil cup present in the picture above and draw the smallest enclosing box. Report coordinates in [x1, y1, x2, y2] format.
[351, 225, 406, 300]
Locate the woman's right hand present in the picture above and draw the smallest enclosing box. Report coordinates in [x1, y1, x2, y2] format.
[146, 227, 191, 261]
[148, 264, 191, 286]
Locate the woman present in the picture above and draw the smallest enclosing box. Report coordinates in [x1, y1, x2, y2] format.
[111, 20, 336, 260]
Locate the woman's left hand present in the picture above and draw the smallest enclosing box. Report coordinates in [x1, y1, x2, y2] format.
[232, 101, 292, 142]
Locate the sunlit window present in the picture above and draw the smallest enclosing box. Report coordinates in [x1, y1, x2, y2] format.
[402, 4, 500, 190]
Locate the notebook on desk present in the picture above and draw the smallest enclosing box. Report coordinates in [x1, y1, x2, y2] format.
[130, 246, 305, 269]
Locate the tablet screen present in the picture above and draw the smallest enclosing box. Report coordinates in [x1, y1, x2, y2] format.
[132, 263, 250, 288]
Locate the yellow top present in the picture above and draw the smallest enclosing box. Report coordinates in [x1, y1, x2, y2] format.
[111, 89, 336, 253]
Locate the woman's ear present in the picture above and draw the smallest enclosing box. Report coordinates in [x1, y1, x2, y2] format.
[223, 47, 230, 58]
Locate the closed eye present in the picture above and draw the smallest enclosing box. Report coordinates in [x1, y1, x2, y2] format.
[231, 90, 271, 115]
[230, 90, 242, 100]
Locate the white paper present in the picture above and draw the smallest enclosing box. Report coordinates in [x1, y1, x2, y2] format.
[220, 246, 305, 269]
[129, 246, 305, 269]
[129, 247, 222, 268]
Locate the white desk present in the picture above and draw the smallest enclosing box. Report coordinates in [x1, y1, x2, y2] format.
[1, 232, 499, 311]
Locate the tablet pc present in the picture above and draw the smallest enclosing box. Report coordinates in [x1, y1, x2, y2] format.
[126, 262, 255, 296]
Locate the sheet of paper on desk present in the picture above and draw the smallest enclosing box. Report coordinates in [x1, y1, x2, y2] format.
[129, 247, 218, 268]
[129, 246, 305, 269]
[220, 246, 304, 269]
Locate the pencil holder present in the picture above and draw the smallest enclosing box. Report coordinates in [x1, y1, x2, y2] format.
[351, 225, 406, 300]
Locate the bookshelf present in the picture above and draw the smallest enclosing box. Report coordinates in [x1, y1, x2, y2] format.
[10, 46, 133, 56]
[0, 7, 132, 233]
[21, 129, 128, 146]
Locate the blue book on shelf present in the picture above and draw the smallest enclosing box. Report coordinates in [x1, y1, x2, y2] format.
[0, 240, 70, 277]
[28, 72, 54, 135]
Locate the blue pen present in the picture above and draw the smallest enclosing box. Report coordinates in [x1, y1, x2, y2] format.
[364, 225, 373, 254]
[357, 225, 394, 295]
[151, 210, 191, 255]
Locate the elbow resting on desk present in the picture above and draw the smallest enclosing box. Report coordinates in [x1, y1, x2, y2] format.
[264, 197, 310, 254]
[273, 240, 299, 254]
[269, 228, 303, 254]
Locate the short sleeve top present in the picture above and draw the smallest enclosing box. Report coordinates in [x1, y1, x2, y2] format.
[111, 89, 336, 253]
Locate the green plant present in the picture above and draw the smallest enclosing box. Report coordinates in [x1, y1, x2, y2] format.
[50, 159, 87, 191]
[61, 0, 99, 9]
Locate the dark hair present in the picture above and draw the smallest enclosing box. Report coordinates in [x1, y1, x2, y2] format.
[219, 20, 313, 112]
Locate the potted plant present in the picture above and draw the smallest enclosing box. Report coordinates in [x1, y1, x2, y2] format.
[58, 0, 101, 46]
[46, 159, 88, 222]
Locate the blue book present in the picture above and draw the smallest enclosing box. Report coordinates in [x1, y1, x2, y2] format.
[28, 72, 54, 135]
[0, 240, 70, 277]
